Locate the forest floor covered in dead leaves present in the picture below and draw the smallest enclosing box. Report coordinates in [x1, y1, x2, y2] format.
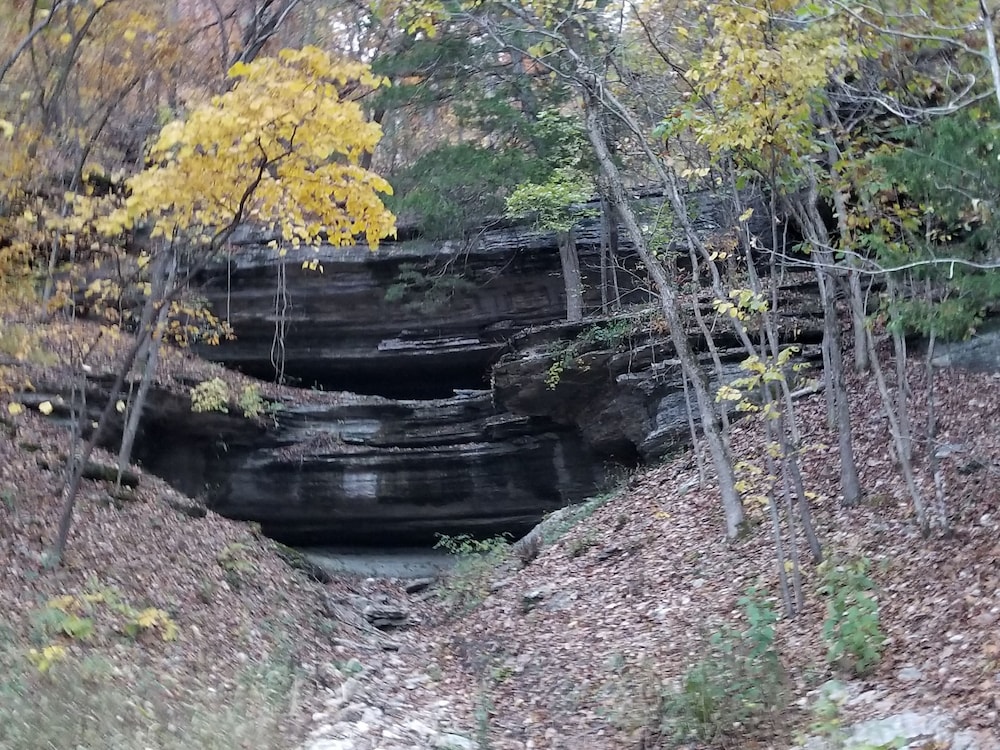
[0, 321, 394, 749]
[393, 363, 1000, 749]
[1, 318, 999, 749]
[350, 361, 1000, 750]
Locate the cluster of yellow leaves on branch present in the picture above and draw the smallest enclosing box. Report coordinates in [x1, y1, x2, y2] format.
[672, 0, 867, 171]
[0, 118, 39, 316]
[0, 0, 191, 313]
[2, 5, 397, 399]
[373, 0, 450, 38]
[99, 46, 396, 252]
[668, 0, 989, 176]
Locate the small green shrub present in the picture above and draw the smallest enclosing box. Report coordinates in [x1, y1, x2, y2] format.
[578, 316, 637, 348]
[542, 313, 650, 389]
[30, 596, 96, 643]
[196, 578, 217, 604]
[190, 377, 230, 414]
[237, 384, 265, 418]
[797, 682, 849, 748]
[819, 556, 885, 676]
[434, 533, 511, 615]
[660, 588, 786, 744]
[31, 588, 179, 648]
[26, 644, 68, 673]
[217, 542, 256, 589]
[384, 262, 477, 312]
[333, 658, 364, 677]
[217, 542, 253, 572]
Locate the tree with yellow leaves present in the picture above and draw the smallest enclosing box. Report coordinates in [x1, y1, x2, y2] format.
[106, 46, 395, 250]
[54, 46, 396, 563]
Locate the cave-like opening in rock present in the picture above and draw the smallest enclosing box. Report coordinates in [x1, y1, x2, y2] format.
[230, 357, 494, 400]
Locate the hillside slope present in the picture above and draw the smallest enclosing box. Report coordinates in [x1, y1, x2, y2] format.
[304, 362, 1000, 750]
[0, 324, 390, 749]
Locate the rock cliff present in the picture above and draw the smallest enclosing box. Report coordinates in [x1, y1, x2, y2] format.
[139, 190, 813, 545]
[128, 388, 603, 546]
[177, 218, 621, 544]
[193, 220, 623, 396]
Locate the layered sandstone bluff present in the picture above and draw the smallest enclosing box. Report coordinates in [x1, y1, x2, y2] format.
[127, 194, 818, 545]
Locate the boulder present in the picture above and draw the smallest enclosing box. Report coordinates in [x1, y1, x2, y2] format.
[931, 319, 1000, 373]
[361, 596, 410, 630]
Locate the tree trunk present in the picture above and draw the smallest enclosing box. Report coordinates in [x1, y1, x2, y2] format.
[682, 366, 707, 487]
[761, 398, 798, 617]
[817, 258, 862, 506]
[582, 91, 743, 538]
[55, 135, 280, 562]
[683, 240, 733, 442]
[887, 276, 913, 463]
[599, 194, 610, 315]
[786, 178, 863, 507]
[847, 271, 869, 372]
[116, 246, 177, 484]
[866, 321, 928, 533]
[978, 0, 1000, 115]
[557, 229, 584, 322]
[360, 109, 386, 172]
[925, 329, 950, 534]
[598, 186, 622, 311]
[820, 107, 869, 373]
[54, 329, 148, 563]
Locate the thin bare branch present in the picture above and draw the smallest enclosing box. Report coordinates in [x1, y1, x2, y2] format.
[0, 0, 65, 85]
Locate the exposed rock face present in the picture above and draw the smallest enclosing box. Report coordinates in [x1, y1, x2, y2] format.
[126, 388, 603, 546]
[183, 218, 633, 544]
[136, 189, 802, 545]
[31, 370, 602, 546]
[491, 289, 824, 461]
[931, 319, 1000, 373]
[194, 225, 615, 397]
[494, 333, 746, 462]
[193, 186, 779, 395]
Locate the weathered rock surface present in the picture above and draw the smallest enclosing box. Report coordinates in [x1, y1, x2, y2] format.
[794, 681, 986, 750]
[33, 373, 603, 546]
[126, 388, 604, 546]
[491, 288, 825, 461]
[123, 189, 806, 543]
[304, 655, 474, 750]
[931, 319, 1000, 373]
[194, 224, 619, 397]
[192, 188, 780, 397]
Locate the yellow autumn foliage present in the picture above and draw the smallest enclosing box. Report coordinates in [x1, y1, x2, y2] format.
[103, 46, 396, 250]
[683, 0, 866, 171]
[27, 645, 67, 674]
